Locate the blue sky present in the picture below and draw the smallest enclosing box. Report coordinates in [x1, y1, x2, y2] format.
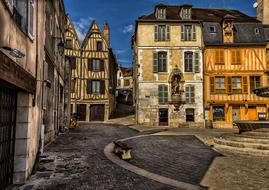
[64, 0, 257, 67]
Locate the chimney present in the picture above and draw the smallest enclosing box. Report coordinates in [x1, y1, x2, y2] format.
[256, 0, 269, 25]
[103, 21, 110, 46]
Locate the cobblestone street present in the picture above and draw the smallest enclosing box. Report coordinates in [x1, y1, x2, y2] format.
[20, 124, 180, 190]
[19, 123, 269, 190]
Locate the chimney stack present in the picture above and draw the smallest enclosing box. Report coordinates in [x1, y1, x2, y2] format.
[103, 21, 110, 46]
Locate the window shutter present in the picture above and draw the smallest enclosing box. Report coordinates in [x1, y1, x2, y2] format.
[185, 86, 190, 103]
[242, 76, 248, 94]
[87, 80, 92, 94]
[192, 24, 196, 40]
[100, 80, 105, 94]
[154, 25, 158, 41]
[194, 52, 199, 73]
[220, 50, 224, 63]
[210, 77, 215, 94]
[28, 0, 34, 37]
[191, 85, 195, 103]
[231, 51, 236, 64]
[227, 77, 232, 94]
[153, 52, 158, 73]
[181, 25, 184, 40]
[164, 85, 168, 103]
[100, 60, 104, 71]
[166, 25, 170, 41]
[236, 50, 241, 64]
[88, 59, 92, 71]
[158, 85, 163, 104]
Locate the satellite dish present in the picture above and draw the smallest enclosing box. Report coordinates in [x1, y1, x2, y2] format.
[253, 2, 258, 8]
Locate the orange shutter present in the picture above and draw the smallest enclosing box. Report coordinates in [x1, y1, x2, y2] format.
[210, 77, 215, 94]
[220, 50, 224, 64]
[231, 50, 235, 64]
[242, 76, 248, 94]
[227, 77, 232, 94]
[236, 50, 241, 64]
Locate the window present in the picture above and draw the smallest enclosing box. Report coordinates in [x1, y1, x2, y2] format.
[28, 0, 34, 37]
[154, 25, 170, 41]
[88, 59, 104, 71]
[209, 25, 216, 33]
[69, 57, 76, 70]
[157, 8, 166, 19]
[184, 51, 199, 73]
[215, 49, 224, 65]
[215, 77, 226, 94]
[66, 39, 72, 49]
[153, 51, 167, 73]
[71, 79, 76, 93]
[182, 8, 191, 19]
[213, 106, 225, 121]
[97, 41, 102, 51]
[124, 79, 130, 86]
[158, 85, 168, 104]
[255, 28, 259, 34]
[117, 79, 121, 86]
[186, 108, 195, 122]
[231, 50, 241, 65]
[181, 25, 196, 41]
[232, 77, 242, 94]
[250, 76, 260, 91]
[87, 80, 105, 94]
[185, 85, 195, 104]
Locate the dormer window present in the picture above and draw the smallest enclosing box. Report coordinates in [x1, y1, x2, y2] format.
[255, 28, 260, 35]
[157, 8, 166, 19]
[182, 8, 191, 19]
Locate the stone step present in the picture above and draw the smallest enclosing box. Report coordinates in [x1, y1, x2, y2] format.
[214, 138, 269, 150]
[243, 131, 269, 137]
[253, 128, 269, 132]
[220, 134, 269, 144]
[214, 144, 269, 157]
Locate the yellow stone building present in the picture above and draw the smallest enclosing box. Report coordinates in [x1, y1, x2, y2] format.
[133, 4, 204, 127]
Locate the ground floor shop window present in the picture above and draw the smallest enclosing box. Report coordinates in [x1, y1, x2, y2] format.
[186, 108, 195, 122]
[213, 106, 225, 121]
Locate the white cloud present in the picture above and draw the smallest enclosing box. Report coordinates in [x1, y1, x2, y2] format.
[122, 24, 134, 34]
[73, 16, 94, 42]
[115, 49, 126, 54]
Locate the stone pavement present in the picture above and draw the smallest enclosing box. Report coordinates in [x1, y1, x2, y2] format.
[19, 123, 269, 190]
[20, 124, 179, 190]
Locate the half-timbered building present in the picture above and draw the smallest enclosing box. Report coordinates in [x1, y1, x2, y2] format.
[64, 15, 81, 116]
[76, 21, 117, 121]
[202, 8, 269, 128]
[133, 4, 204, 127]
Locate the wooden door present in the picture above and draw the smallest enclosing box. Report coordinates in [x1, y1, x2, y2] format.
[90, 104, 105, 121]
[159, 109, 168, 126]
[77, 104, 86, 121]
[248, 107, 257, 120]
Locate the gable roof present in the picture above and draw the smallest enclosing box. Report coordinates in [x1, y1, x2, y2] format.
[65, 15, 81, 47]
[81, 20, 109, 49]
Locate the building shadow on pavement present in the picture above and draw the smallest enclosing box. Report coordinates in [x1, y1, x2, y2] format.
[110, 103, 135, 119]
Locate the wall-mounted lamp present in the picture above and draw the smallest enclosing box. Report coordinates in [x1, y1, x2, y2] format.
[53, 36, 65, 56]
[1, 46, 25, 58]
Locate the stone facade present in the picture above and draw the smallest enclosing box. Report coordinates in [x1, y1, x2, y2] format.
[133, 4, 204, 127]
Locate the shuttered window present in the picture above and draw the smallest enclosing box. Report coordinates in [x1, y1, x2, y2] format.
[154, 25, 170, 41]
[231, 50, 241, 65]
[215, 49, 224, 65]
[250, 76, 261, 92]
[185, 85, 195, 104]
[181, 25, 196, 41]
[159, 85, 168, 104]
[153, 51, 167, 73]
[88, 59, 104, 71]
